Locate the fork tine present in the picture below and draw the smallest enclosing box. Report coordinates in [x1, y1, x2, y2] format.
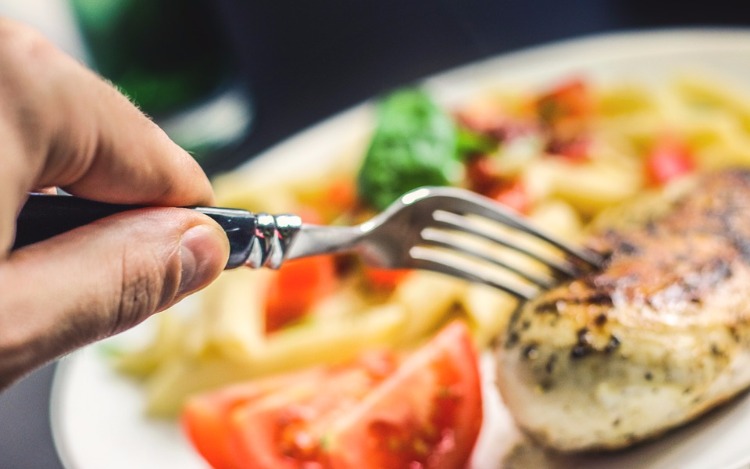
[409, 247, 538, 300]
[430, 210, 581, 278]
[419, 228, 556, 289]
[429, 188, 604, 268]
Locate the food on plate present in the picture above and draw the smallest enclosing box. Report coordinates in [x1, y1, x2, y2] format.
[358, 89, 467, 211]
[182, 321, 482, 469]
[110, 70, 750, 460]
[497, 168, 750, 452]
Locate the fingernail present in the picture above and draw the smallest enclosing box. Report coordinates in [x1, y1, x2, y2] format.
[178, 224, 226, 296]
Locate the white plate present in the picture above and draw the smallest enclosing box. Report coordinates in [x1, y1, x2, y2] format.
[51, 29, 750, 469]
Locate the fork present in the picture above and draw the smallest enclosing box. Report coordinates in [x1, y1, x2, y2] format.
[13, 187, 603, 300]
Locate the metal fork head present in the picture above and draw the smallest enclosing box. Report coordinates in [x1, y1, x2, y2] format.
[359, 187, 604, 300]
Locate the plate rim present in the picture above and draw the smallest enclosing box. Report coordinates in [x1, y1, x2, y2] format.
[231, 26, 750, 176]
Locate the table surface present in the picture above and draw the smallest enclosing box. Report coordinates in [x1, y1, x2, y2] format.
[2, 1, 750, 467]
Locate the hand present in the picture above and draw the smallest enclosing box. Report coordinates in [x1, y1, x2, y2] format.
[0, 19, 230, 389]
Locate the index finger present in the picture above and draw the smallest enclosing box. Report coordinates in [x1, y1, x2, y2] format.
[0, 19, 214, 230]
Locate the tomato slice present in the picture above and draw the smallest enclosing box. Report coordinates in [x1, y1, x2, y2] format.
[182, 322, 482, 469]
[324, 322, 483, 469]
[362, 266, 412, 291]
[324, 179, 358, 215]
[644, 136, 696, 186]
[488, 180, 532, 215]
[465, 154, 500, 195]
[182, 368, 326, 469]
[546, 136, 590, 163]
[264, 206, 339, 333]
[536, 78, 593, 125]
[230, 351, 397, 468]
[264, 254, 338, 333]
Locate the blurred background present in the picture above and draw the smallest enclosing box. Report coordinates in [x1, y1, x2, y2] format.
[0, 0, 749, 467]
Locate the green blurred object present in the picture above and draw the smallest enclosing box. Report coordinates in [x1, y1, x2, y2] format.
[70, 0, 252, 163]
[357, 89, 463, 211]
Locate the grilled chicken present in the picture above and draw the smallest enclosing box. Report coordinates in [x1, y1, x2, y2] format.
[495, 169, 750, 452]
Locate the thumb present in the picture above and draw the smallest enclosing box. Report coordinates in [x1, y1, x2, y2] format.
[0, 208, 228, 388]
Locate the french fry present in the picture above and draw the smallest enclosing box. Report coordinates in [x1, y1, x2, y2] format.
[251, 303, 406, 371]
[460, 285, 518, 347]
[528, 199, 583, 243]
[393, 272, 467, 345]
[194, 268, 272, 361]
[113, 313, 185, 378]
[143, 350, 257, 417]
[142, 303, 406, 417]
[534, 159, 642, 216]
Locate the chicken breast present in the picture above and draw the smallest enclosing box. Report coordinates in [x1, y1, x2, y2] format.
[495, 169, 750, 452]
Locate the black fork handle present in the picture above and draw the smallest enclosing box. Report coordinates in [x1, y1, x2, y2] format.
[12, 194, 258, 269]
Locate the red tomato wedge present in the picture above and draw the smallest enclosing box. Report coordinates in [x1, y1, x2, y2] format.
[264, 254, 338, 333]
[644, 136, 696, 186]
[323, 322, 483, 469]
[465, 154, 500, 195]
[263, 204, 339, 333]
[182, 321, 483, 469]
[362, 266, 412, 291]
[488, 180, 532, 215]
[230, 352, 397, 468]
[324, 179, 358, 216]
[536, 77, 593, 124]
[546, 136, 591, 163]
[182, 368, 327, 469]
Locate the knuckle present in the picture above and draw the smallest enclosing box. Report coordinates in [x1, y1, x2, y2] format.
[0, 19, 62, 161]
[0, 19, 59, 79]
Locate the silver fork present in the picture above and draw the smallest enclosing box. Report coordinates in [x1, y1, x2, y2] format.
[285, 186, 603, 300]
[15, 187, 603, 300]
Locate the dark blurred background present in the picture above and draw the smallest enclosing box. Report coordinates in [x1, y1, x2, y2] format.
[1, 0, 749, 467]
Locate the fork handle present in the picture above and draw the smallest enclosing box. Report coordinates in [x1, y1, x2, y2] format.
[13, 194, 260, 269]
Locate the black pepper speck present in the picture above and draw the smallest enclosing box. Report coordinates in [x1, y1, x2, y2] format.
[522, 344, 539, 360]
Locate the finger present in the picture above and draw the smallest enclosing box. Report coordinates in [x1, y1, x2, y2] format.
[0, 19, 214, 250]
[0, 208, 228, 388]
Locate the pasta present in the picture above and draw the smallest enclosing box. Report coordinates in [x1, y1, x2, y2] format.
[112, 72, 750, 417]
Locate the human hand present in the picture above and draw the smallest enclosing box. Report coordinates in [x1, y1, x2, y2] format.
[0, 19, 230, 389]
